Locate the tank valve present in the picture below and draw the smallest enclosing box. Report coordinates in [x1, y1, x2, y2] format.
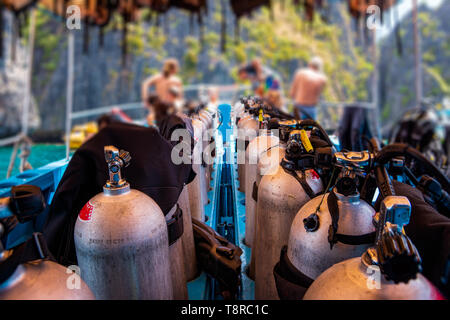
[104, 146, 131, 193]
[363, 222, 422, 284]
[377, 223, 422, 284]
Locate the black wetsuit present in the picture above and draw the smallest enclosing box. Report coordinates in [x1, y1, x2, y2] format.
[43, 120, 195, 266]
[338, 106, 373, 151]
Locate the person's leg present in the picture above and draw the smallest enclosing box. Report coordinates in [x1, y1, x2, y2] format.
[295, 105, 317, 120]
[305, 106, 317, 121]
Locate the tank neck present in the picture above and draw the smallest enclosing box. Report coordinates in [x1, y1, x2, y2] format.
[103, 146, 131, 196]
[333, 187, 360, 204]
[103, 183, 131, 196]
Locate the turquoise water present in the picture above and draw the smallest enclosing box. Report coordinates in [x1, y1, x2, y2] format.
[0, 144, 66, 179]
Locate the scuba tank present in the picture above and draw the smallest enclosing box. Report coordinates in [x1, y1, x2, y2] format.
[304, 223, 443, 300]
[233, 100, 245, 125]
[74, 146, 173, 299]
[275, 137, 450, 300]
[304, 149, 443, 299]
[199, 108, 215, 196]
[246, 120, 288, 279]
[254, 120, 331, 299]
[244, 113, 279, 247]
[0, 185, 94, 300]
[191, 110, 210, 208]
[256, 118, 298, 182]
[188, 118, 206, 221]
[196, 110, 212, 206]
[286, 169, 376, 281]
[166, 203, 188, 300]
[280, 151, 377, 299]
[178, 184, 198, 281]
[237, 98, 259, 193]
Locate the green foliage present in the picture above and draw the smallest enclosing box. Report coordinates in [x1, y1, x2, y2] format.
[425, 65, 450, 95]
[214, 0, 373, 102]
[28, 0, 380, 113]
[183, 36, 201, 82]
[21, 10, 63, 74]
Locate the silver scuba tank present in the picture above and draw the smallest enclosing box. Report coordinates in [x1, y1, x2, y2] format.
[247, 141, 286, 280]
[304, 145, 446, 300]
[304, 217, 443, 300]
[0, 259, 95, 300]
[303, 256, 443, 300]
[198, 112, 210, 206]
[257, 142, 286, 183]
[166, 204, 188, 300]
[178, 184, 198, 281]
[74, 146, 173, 299]
[286, 179, 376, 281]
[254, 130, 324, 300]
[197, 114, 212, 206]
[249, 121, 310, 281]
[233, 101, 245, 124]
[237, 115, 259, 193]
[244, 115, 279, 247]
[0, 186, 94, 300]
[188, 118, 206, 221]
[255, 119, 304, 183]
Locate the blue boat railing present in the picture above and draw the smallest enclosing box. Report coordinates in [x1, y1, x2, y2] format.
[0, 158, 69, 249]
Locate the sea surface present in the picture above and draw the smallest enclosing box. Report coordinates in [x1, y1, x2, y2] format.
[0, 144, 66, 179]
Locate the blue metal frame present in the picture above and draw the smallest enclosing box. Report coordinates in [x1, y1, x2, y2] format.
[0, 159, 69, 248]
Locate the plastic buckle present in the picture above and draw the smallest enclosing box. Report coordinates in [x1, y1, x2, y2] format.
[32, 233, 46, 260]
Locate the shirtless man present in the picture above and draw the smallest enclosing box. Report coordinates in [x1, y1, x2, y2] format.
[290, 56, 327, 120]
[141, 58, 183, 108]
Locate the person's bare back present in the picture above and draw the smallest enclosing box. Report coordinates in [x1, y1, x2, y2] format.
[142, 58, 183, 108]
[290, 68, 327, 106]
[142, 73, 182, 105]
[290, 57, 327, 106]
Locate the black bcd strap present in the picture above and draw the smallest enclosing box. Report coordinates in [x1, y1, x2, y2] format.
[166, 204, 184, 246]
[273, 246, 314, 300]
[0, 232, 54, 284]
[281, 164, 316, 200]
[252, 181, 258, 202]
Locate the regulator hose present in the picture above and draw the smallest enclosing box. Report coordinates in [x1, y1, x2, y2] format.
[298, 119, 333, 147]
[369, 138, 396, 199]
[375, 143, 450, 192]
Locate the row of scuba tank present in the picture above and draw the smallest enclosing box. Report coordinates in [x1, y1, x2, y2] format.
[233, 96, 449, 300]
[0, 104, 219, 300]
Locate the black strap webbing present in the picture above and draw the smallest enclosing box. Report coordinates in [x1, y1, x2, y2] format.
[335, 232, 376, 246]
[282, 167, 316, 199]
[327, 190, 340, 248]
[273, 246, 314, 300]
[167, 204, 184, 246]
[327, 191, 376, 248]
[252, 181, 258, 202]
[0, 233, 53, 284]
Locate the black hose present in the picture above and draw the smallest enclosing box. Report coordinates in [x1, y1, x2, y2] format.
[271, 109, 295, 120]
[298, 119, 334, 147]
[376, 143, 450, 192]
[370, 138, 396, 198]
